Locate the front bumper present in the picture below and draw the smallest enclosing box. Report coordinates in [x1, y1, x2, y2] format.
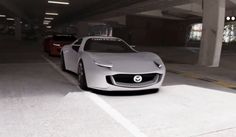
[85, 68, 166, 91]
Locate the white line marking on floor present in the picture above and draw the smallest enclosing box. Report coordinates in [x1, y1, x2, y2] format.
[84, 91, 148, 137]
[42, 55, 77, 85]
[42, 55, 148, 137]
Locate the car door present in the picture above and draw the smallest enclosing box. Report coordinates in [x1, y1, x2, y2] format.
[67, 38, 83, 73]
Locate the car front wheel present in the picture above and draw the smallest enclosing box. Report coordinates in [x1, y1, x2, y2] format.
[78, 61, 87, 90]
[61, 53, 66, 71]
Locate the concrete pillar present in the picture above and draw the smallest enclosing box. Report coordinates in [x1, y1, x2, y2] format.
[198, 0, 225, 67]
[15, 17, 22, 40]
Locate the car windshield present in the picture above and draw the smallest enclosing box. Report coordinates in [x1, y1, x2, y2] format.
[84, 38, 135, 53]
[53, 35, 76, 41]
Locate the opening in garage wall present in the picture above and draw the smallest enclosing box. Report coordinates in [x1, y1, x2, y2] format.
[126, 15, 201, 47]
[187, 22, 236, 48]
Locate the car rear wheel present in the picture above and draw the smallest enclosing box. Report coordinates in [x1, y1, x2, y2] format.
[78, 61, 87, 90]
[61, 53, 66, 71]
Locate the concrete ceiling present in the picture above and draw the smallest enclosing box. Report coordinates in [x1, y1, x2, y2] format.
[0, 0, 103, 24]
[1, 0, 236, 28]
[135, 0, 236, 20]
[56, 0, 147, 23]
[0, 0, 30, 22]
[137, 3, 202, 20]
[0, 0, 147, 26]
[84, 0, 200, 21]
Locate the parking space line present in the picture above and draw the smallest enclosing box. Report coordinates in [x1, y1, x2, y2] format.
[181, 72, 200, 79]
[42, 55, 77, 85]
[85, 92, 148, 137]
[215, 81, 236, 90]
[167, 69, 236, 90]
[42, 55, 148, 137]
[189, 127, 236, 137]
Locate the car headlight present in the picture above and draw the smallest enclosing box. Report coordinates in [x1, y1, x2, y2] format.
[95, 62, 113, 68]
[154, 61, 163, 69]
[94, 59, 113, 68]
[53, 43, 61, 47]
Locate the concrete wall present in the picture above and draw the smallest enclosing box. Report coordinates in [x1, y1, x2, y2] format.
[126, 15, 201, 47]
[103, 16, 127, 25]
[76, 22, 90, 37]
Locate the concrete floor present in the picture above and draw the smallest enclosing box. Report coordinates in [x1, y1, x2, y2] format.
[0, 38, 236, 137]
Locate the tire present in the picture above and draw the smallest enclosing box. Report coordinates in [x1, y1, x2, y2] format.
[78, 61, 88, 90]
[61, 53, 66, 71]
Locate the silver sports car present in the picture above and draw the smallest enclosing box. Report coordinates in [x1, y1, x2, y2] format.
[61, 36, 166, 91]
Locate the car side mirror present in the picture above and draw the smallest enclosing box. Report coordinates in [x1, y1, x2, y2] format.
[72, 45, 80, 52]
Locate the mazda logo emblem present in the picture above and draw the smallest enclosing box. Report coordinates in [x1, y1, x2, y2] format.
[133, 75, 142, 83]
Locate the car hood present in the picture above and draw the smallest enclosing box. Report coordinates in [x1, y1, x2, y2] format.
[86, 52, 164, 72]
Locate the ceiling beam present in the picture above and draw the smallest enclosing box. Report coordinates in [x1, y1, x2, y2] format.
[56, 0, 146, 25]
[56, 0, 202, 26]
[137, 10, 185, 20]
[174, 2, 202, 16]
[83, 0, 201, 21]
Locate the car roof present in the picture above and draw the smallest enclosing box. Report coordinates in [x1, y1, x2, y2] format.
[82, 36, 121, 40]
[53, 34, 75, 37]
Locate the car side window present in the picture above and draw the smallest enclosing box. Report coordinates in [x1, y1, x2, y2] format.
[75, 38, 82, 45]
[72, 39, 82, 52]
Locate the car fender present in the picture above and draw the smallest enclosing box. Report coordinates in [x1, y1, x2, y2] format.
[80, 52, 111, 89]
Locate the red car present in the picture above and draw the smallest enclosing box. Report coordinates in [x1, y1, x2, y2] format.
[43, 34, 77, 56]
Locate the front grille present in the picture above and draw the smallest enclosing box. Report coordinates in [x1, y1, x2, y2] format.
[114, 73, 157, 83]
[106, 73, 161, 88]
